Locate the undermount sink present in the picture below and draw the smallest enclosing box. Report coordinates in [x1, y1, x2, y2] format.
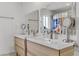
[28, 34, 75, 46]
[63, 39, 74, 43]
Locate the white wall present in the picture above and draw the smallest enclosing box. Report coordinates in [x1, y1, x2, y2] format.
[0, 2, 25, 34]
[0, 2, 25, 55]
[76, 2, 79, 46]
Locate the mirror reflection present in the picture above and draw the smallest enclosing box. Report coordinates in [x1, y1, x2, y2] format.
[26, 2, 76, 43]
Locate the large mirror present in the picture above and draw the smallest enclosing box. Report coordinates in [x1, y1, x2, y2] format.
[39, 8, 52, 34]
[26, 2, 76, 41]
[26, 10, 39, 35]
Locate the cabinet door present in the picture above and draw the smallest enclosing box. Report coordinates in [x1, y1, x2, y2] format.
[60, 46, 74, 56]
[27, 40, 59, 56]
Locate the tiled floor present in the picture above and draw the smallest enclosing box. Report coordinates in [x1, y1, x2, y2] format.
[0, 52, 16, 56]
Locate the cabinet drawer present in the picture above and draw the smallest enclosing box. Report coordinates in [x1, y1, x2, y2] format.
[16, 42, 25, 49]
[15, 37, 25, 49]
[16, 46, 25, 56]
[15, 37, 25, 45]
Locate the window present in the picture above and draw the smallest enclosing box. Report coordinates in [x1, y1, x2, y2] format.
[43, 16, 49, 29]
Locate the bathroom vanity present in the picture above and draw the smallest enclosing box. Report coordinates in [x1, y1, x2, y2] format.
[15, 34, 74, 56]
[14, 2, 77, 56]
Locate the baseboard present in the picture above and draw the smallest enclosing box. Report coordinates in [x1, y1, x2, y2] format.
[0, 52, 16, 56]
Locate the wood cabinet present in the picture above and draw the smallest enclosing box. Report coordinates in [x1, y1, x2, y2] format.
[15, 37, 27, 56]
[27, 40, 74, 56]
[27, 40, 59, 56]
[15, 36, 74, 56]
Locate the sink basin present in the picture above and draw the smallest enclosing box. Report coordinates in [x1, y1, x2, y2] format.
[63, 39, 74, 43]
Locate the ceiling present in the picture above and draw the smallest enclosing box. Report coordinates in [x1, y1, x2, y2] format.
[46, 2, 72, 10]
[22, 2, 72, 14]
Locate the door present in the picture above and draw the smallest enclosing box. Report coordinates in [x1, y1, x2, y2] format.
[0, 18, 15, 55]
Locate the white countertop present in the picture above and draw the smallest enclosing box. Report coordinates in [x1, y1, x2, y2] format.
[15, 34, 75, 50]
[14, 34, 27, 39]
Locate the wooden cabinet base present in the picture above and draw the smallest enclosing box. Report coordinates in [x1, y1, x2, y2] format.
[15, 36, 74, 56]
[27, 40, 74, 56]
